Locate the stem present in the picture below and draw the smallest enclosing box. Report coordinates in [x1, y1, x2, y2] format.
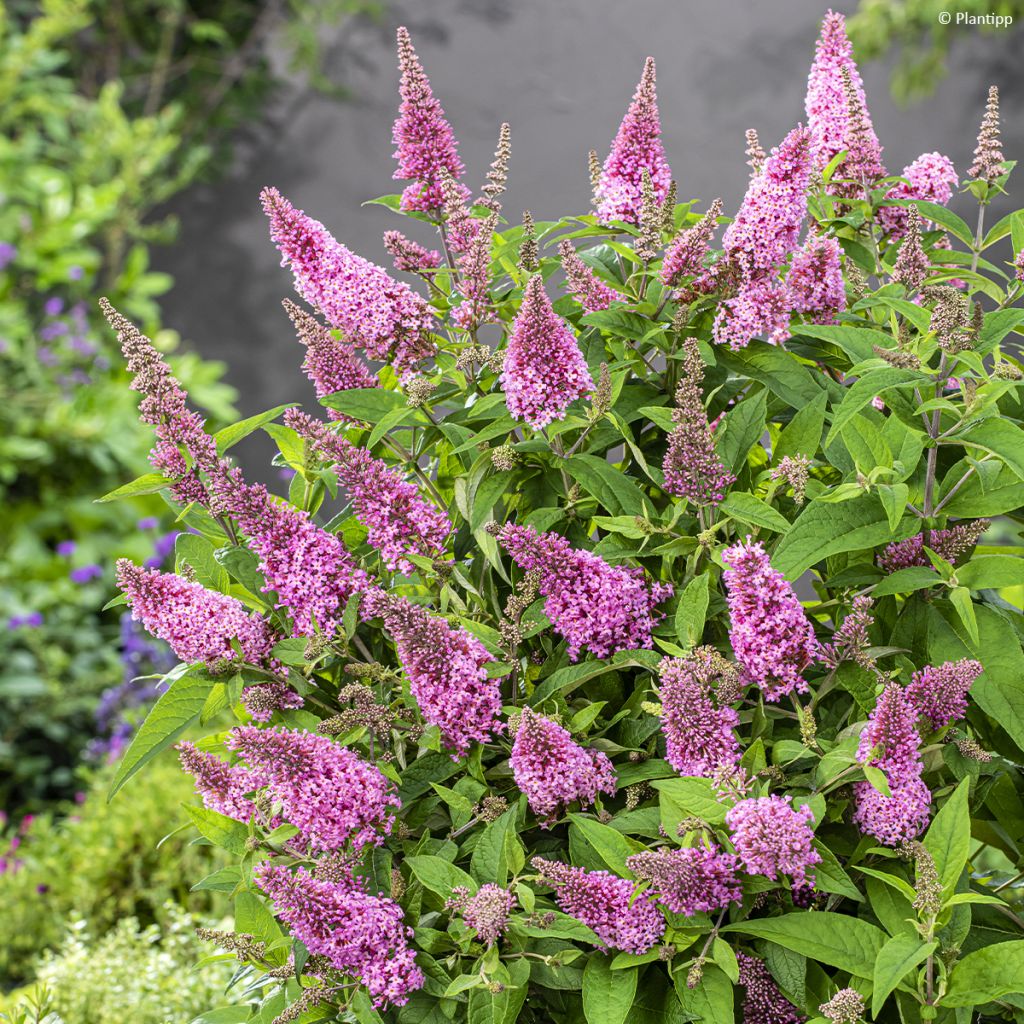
[970, 205, 986, 276]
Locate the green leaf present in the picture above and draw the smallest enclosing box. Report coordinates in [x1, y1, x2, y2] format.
[948, 586, 979, 646]
[960, 419, 1024, 480]
[96, 472, 168, 503]
[653, 777, 727, 829]
[774, 493, 916, 581]
[321, 387, 407, 421]
[719, 492, 790, 534]
[923, 778, 971, 894]
[956, 554, 1024, 590]
[718, 342, 824, 407]
[724, 912, 886, 978]
[471, 806, 522, 886]
[717, 390, 767, 473]
[878, 483, 909, 532]
[214, 404, 293, 454]
[812, 843, 863, 901]
[109, 668, 214, 799]
[825, 368, 924, 446]
[774, 393, 828, 463]
[942, 940, 1024, 1007]
[176, 534, 229, 593]
[916, 201, 975, 246]
[569, 815, 640, 874]
[470, 470, 515, 531]
[531, 650, 661, 705]
[583, 954, 637, 1024]
[793, 324, 892, 365]
[673, 963, 735, 1024]
[405, 855, 477, 897]
[182, 804, 249, 855]
[235, 891, 284, 946]
[675, 574, 710, 648]
[873, 566, 940, 597]
[872, 935, 936, 1017]
[565, 454, 645, 515]
[397, 752, 463, 800]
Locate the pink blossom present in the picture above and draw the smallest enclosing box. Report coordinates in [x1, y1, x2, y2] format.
[787, 234, 845, 324]
[116, 560, 277, 669]
[658, 653, 740, 777]
[722, 539, 817, 700]
[713, 275, 795, 350]
[906, 659, 983, 730]
[559, 240, 618, 312]
[531, 857, 664, 953]
[282, 299, 377, 421]
[738, 953, 806, 1024]
[660, 199, 722, 287]
[382, 230, 441, 274]
[853, 683, 931, 845]
[726, 794, 821, 888]
[879, 152, 959, 238]
[362, 590, 503, 756]
[877, 520, 989, 573]
[257, 863, 422, 1008]
[626, 843, 742, 915]
[288, 410, 450, 573]
[262, 187, 435, 373]
[392, 27, 466, 213]
[496, 522, 673, 661]
[178, 741, 263, 822]
[1015, 248, 1024, 282]
[595, 58, 672, 225]
[240, 682, 304, 723]
[227, 726, 397, 852]
[805, 11, 884, 179]
[510, 707, 616, 825]
[500, 275, 592, 429]
[462, 884, 515, 945]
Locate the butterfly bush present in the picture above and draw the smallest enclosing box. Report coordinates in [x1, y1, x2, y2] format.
[98, 14, 1024, 1022]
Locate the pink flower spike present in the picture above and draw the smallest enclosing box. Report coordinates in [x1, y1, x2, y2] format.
[906, 659, 983, 730]
[626, 843, 742, 915]
[878, 152, 959, 238]
[726, 794, 821, 888]
[788, 233, 845, 324]
[501, 275, 592, 429]
[595, 58, 672, 225]
[559, 240, 618, 312]
[392, 27, 466, 213]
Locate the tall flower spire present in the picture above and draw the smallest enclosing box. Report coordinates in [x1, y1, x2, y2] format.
[660, 199, 722, 287]
[510, 707, 616, 824]
[662, 337, 734, 505]
[559, 240, 618, 312]
[262, 187, 435, 373]
[595, 58, 672, 225]
[392, 26, 466, 213]
[968, 85, 1004, 182]
[361, 590, 503, 756]
[500, 275, 592, 429]
[805, 10, 884, 178]
[787, 233, 845, 324]
[282, 299, 377, 420]
[878, 152, 959, 238]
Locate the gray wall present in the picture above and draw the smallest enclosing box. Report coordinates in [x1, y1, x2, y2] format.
[155, 0, 1023, 440]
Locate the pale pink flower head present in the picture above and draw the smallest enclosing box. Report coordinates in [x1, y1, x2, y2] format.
[725, 794, 821, 888]
[362, 589, 503, 756]
[462, 884, 515, 945]
[787, 233, 845, 325]
[257, 863, 422, 1008]
[531, 857, 664, 953]
[595, 58, 672, 225]
[722, 539, 817, 700]
[713, 275, 795, 350]
[392, 27, 467, 213]
[805, 11, 884, 177]
[626, 843, 742, 916]
[906, 659, 983, 730]
[879, 152, 959, 238]
[496, 522, 673, 661]
[262, 187, 435, 373]
[178, 741, 264, 822]
[501, 275, 592, 429]
[660, 199, 722, 287]
[116, 560, 277, 669]
[510, 707, 616, 825]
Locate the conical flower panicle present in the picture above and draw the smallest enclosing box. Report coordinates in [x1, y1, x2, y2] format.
[382, 230, 441, 274]
[496, 522, 673, 661]
[510, 707, 616, 824]
[559, 240, 618, 312]
[660, 198, 722, 287]
[626, 843, 742, 916]
[878, 152, 958, 238]
[392, 27, 466, 213]
[737, 953, 806, 1024]
[725, 794, 821, 888]
[282, 299, 378, 421]
[288, 410, 449, 573]
[787, 233, 845, 324]
[178, 741, 264, 822]
[361, 589, 503, 756]
[262, 187, 435, 373]
[906, 659, 983, 730]
[501, 275, 592, 429]
[877, 520, 989, 573]
[968, 85, 1004, 182]
[595, 57, 672, 225]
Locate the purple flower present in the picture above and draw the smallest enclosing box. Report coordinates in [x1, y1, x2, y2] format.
[257, 863, 423, 1008]
[462, 884, 515, 945]
[362, 589, 503, 756]
[595, 58, 672, 225]
[722, 539, 817, 701]
[179, 741, 264, 822]
[7, 612, 44, 630]
[392, 26, 466, 214]
[383, 231, 441, 274]
[0, 243, 16, 270]
[658, 652, 740, 777]
[714, 274, 796, 350]
[510, 707, 616, 825]
[879, 152, 959, 238]
[660, 199, 723, 288]
[262, 187, 435, 373]
[70, 564, 103, 584]
[56, 540, 77, 557]
[136, 516, 160, 531]
[726, 794, 821, 888]
[627, 843, 742, 915]
[877, 521, 988, 573]
[68, 265, 84, 281]
[240, 682, 305, 723]
[559, 240, 618, 312]
[43, 297, 64, 317]
[787, 233, 845, 325]
[501, 275, 592, 430]
[738, 953, 806, 1024]
[906, 659, 982, 731]
[496, 522, 672, 661]
[531, 857, 664, 953]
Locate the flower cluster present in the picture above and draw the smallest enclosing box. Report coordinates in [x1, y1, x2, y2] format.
[660, 199, 722, 287]
[737, 953, 806, 1024]
[461, 884, 516, 946]
[531, 857, 664, 953]
[559, 240, 618, 312]
[878, 152, 959, 238]
[853, 683, 931, 845]
[496, 522, 672, 660]
[510, 707, 616, 824]
[626, 843, 742, 915]
[877, 520, 989, 573]
[726, 795, 821, 889]
[723, 540, 818, 700]
[906, 659, 983, 730]
[178, 741, 263, 822]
